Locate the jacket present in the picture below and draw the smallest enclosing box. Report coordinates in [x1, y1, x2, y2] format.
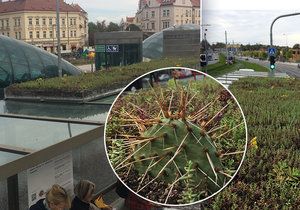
[29, 199, 48, 210]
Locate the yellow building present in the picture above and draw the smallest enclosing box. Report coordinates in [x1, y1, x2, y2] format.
[0, 0, 88, 52]
[134, 0, 200, 32]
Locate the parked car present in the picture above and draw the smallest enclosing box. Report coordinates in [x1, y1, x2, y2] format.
[158, 74, 170, 81]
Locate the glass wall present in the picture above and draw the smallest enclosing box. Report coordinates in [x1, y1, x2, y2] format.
[95, 43, 142, 70]
[0, 35, 81, 88]
[143, 24, 200, 59]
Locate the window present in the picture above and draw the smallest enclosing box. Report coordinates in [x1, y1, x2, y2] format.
[29, 31, 33, 39]
[15, 32, 18, 39]
[18, 18, 21, 26]
[73, 18, 76, 26]
[42, 18, 46, 25]
[70, 31, 73, 37]
[186, 10, 188, 17]
[49, 31, 53, 38]
[151, 22, 155, 30]
[62, 31, 65, 38]
[162, 21, 169, 29]
[43, 31, 46, 38]
[70, 18, 73, 26]
[29, 18, 32, 25]
[49, 18, 52, 25]
[14, 19, 17, 26]
[36, 18, 39, 25]
[19, 32, 21, 39]
[146, 23, 149, 29]
[151, 11, 155, 18]
[7, 32, 10, 37]
[163, 10, 170, 17]
[6, 19, 9, 27]
[74, 30, 76, 37]
[62, 18, 65, 25]
[36, 31, 40, 38]
[146, 12, 148, 19]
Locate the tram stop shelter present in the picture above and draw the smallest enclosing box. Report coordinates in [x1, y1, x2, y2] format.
[94, 31, 143, 70]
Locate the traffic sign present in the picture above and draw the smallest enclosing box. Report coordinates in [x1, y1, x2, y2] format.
[106, 45, 119, 53]
[95, 45, 105, 53]
[268, 47, 276, 56]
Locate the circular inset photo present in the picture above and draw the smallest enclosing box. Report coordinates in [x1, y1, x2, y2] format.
[104, 67, 247, 206]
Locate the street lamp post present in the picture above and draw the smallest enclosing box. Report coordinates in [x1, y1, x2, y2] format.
[56, 0, 62, 77]
[270, 12, 300, 47]
[269, 12, 300, 76]
[52, 24, 56, 53]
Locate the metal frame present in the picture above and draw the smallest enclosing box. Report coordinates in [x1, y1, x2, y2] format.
[0, 113, 103, 126]
[0, 126, 103, 181]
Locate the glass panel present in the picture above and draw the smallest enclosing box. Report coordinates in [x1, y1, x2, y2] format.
[0, 100, 110, 122]
[12, 63, 30, 82]
[0, 42, 11, 63]
[0, 151, 23, 166]
[2, 37, 28, 65]
[0, 63, 12, 88]
[0, 117, 98, 150]
[20, 42, 44, 79]
[15, 137, 117, 209]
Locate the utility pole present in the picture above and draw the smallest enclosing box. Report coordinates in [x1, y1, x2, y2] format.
[56, 0, 62, 77]
[225, 30, 228, 61]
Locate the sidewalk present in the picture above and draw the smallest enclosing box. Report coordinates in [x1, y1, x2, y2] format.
[77, 64, 95, 73]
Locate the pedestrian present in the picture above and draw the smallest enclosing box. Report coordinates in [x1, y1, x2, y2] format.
[29, 184, 71, 210]
[70, 180, 112, 210]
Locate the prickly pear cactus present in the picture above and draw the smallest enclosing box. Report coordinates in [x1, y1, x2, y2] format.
[106, 76, 246, 204]
[134, 118, 225, 193]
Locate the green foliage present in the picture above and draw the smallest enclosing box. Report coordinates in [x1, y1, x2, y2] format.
[205, 54, 268, 77]
[6, 57, 199, 98]
[108, 139, 126, 167]
[204, 77, 300, 209]
[177, 161, 200, 204]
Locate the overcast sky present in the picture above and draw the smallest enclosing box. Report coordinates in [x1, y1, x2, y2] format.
[65, 0, 138, 24]
[65, 0, 300, 47]
[203, 0, 300, 47]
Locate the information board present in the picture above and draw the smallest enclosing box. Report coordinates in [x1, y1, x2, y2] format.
[27, 152, 73, 207]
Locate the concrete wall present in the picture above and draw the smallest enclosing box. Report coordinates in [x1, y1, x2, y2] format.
[163, 29, 200, 57]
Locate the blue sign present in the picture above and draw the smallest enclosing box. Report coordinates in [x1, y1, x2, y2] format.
[268, 47, 276, 56]
[106, 45, 119, 53]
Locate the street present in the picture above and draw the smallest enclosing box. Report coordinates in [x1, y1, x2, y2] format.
[238, 57, 300, 78]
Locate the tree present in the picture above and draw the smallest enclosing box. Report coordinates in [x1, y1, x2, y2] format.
[125, 24, 141, 31]
[211, 42, 226, 49]
[88, 22, 97, 46]
[106, 22, 121, 32]
[88, 20, 122, 46]
[292, 44, 300, 49]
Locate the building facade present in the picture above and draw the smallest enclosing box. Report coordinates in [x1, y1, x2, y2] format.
[134, 0, 200, 33]
[0, 0, 88, 52]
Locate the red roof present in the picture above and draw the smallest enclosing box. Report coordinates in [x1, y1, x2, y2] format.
[190, 0, 200, 7]
[0, 0, 87, 14]
[126, 16, 135, 23]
